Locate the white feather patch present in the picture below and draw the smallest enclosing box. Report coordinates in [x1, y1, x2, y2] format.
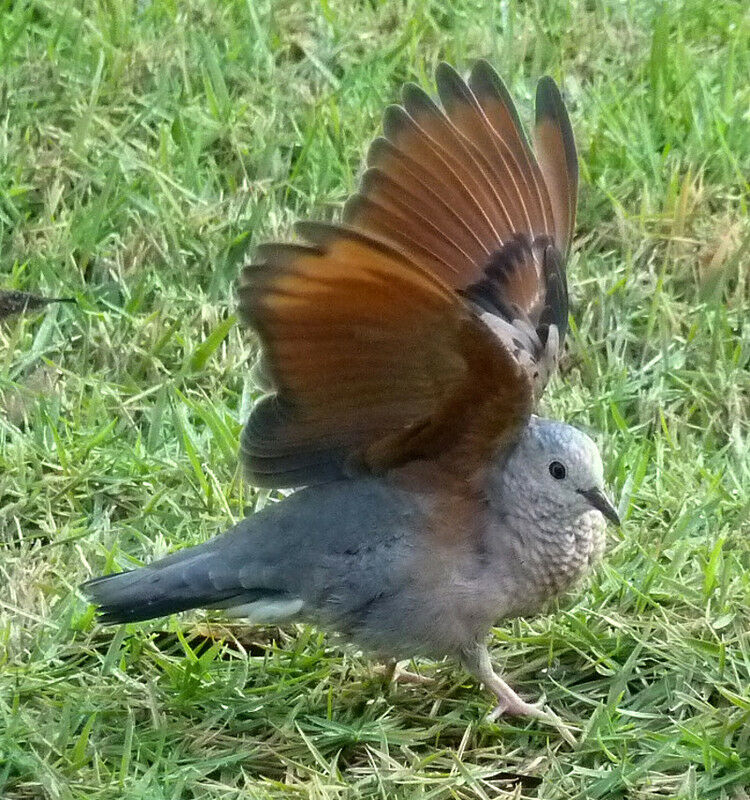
[224, 598, 304, 622]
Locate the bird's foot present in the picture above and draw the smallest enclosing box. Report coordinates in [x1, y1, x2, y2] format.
[374, 660, 434, 686]
[487, 693, 546, 721]
[486, 692, 577, 746]
[461, 644, 577, 745]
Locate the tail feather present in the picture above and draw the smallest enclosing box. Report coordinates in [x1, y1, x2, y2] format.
[82, 482, 377, 626]
[81, 563, 248, 624]
[81, 533, 281, 624]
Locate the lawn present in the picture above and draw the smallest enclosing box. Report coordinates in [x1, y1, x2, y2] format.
[1, 0, 749, 797]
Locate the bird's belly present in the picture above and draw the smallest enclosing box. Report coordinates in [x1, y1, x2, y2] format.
[316, 592, 471, 660]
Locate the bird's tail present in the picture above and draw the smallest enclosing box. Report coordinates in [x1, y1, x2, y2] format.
[81, 523, 292, 624]
[82, 547, 238, 624]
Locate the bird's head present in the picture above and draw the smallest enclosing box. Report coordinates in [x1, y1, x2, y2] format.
[494, 417, 619, 526]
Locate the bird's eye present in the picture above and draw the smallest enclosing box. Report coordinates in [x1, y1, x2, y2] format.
[549, 461, 567, 480]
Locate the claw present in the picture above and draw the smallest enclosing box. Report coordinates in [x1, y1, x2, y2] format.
[486, 699, 578, 745]
[373, 660, 434, 686]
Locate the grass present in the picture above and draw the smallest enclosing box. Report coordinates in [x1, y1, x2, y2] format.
[1, 0, 748, 797]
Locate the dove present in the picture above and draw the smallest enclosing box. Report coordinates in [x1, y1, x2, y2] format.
[0, 290, 75, 320]
[83, 61, 619, 734]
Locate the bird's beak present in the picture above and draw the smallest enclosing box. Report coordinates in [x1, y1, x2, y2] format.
[579, 487, 620, 525]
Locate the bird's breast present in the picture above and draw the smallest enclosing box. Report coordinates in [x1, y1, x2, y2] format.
[502, 508, 607, 613]
[537, 509, 606, 596]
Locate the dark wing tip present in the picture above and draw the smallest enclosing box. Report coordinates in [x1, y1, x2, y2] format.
[468, 61, 533, 153]
[381, 103, 410, 141]
[535, 76, 563, 118]
[435, 60, 459, 81]
[401, 81, 431, 108]
[535, 76, 578, 185]
[435, 61, 473, 106]
[365, 135, 391, 166]
[468, 59, 503, 97]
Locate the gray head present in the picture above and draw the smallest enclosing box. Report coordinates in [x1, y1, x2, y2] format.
[494, 417, 619, 525]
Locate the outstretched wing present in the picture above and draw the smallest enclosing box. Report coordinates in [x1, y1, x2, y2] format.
[239, 224, 533, 488]
[239, 62, 578, 488]
[344, 61, 577, 395]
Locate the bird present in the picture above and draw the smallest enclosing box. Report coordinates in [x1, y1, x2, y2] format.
[82, 60, 620, 737]
[0, 289, 75, 321]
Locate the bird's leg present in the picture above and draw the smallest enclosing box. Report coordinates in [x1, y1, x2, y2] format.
[373, 659, 434, 686]
[379, 658, 398, 685]
[461, 643, 545, 718]
[460, 643, 577, 745]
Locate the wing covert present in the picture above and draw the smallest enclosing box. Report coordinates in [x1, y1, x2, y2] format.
[239, 224, 532, 488]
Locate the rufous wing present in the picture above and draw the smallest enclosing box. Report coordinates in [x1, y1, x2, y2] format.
[344, 61, 577, 391]
[239, 62, 578, 488]
[239, 224, 533, 488]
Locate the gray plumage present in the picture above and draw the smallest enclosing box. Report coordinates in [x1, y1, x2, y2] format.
[84, 418, 617, 727]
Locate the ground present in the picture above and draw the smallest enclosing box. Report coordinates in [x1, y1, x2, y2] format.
[1, 0, 748, 798]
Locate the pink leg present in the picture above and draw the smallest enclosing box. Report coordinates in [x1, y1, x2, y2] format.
[461, 643, 577, 745]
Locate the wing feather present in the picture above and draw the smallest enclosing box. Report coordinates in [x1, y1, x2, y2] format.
[239, 224, 532, 487]
[534, 76, 578, 256]
[239, 62, 579, 489]
[345, 62, 577, 394]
